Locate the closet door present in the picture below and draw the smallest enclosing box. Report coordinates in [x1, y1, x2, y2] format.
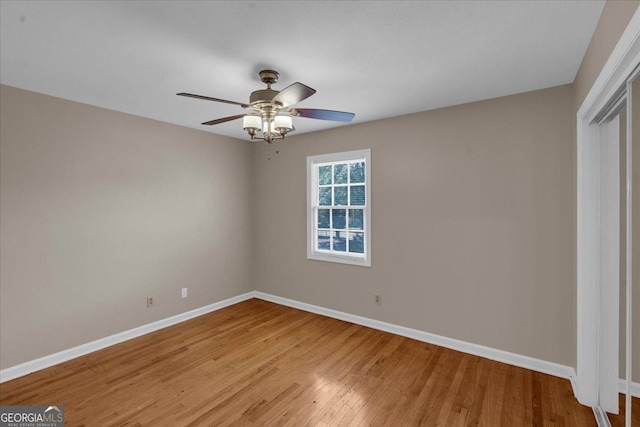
[599, 106, 622, 415]
[627, 72, 640, 426]
[612, 69, 640, 427]
[600, 72, 639, 427]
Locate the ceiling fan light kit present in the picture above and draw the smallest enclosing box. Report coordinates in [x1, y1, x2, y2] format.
[178, 69, 355, 143]
[242, 114, 293, 141]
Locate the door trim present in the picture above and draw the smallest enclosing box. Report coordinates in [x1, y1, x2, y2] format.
[576, 7, 640, 407]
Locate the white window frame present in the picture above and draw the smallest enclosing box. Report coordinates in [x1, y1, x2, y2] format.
[307, 149, 371, 267]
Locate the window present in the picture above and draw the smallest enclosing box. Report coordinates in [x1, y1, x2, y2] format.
[307, 149, 371, 267]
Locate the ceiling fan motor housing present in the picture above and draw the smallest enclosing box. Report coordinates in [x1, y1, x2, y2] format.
[249, 89, 280, 105]
[251, 70, 283, 106]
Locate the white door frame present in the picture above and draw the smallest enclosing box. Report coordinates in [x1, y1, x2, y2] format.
[598, 114, 620, 413]
[576, 8, 640, 407]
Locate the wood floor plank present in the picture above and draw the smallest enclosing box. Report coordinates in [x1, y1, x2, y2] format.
[0, 299, 600, 426]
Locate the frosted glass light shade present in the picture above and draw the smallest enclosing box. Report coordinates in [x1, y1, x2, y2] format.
[243, 115, 261, 130]
[274, 115, 293, 131]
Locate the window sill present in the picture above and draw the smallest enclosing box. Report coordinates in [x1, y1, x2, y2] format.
[307, 252, 371, 267]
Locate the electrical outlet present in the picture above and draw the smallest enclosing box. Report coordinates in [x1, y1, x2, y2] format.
[375, 294, 382, 305]
[181, 288, 188, 298]
[147, 297, 154, 307]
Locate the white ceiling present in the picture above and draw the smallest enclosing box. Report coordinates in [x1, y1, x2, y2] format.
[0, 1, 605, 141]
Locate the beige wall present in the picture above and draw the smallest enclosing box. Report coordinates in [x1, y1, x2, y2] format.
[253, 85, 577, 367]
[0, 85, 253, 369]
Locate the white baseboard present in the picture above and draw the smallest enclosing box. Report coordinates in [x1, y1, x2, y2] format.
[1, 290, 581, 391]
[618, 379, 640, 397]
[254, 292, 577, 383]
[0, 292, 256, 383]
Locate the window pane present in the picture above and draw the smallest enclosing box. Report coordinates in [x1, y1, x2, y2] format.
[332, 209, 346, 229]
[334, 231, 347, 252]
[350, 161, 365, 183]
[319, 165, 332, 185]
[334, 186, 347, 206]
[308, 151, 370, 265]
[350, 185, 365, 205]
[334, 164, 348, 184]
[348, 232, 365, 254]
[319, 187, 332, 206]
[317, 209, 330, 229]
[317, 230, 331, 250]
[349, 209, 363, 230]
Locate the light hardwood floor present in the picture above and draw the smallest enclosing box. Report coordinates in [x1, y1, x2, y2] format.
[0, 298, 598, 426]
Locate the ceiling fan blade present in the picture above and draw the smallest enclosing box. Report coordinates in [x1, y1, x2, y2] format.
[177, 93, 248, 108]
[201, 114, 246, 126]
[292, 108, 355, 122]
[272, 83, 316, 107]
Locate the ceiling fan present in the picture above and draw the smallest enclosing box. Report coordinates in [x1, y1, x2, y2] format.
[177, 70, 355, 143]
